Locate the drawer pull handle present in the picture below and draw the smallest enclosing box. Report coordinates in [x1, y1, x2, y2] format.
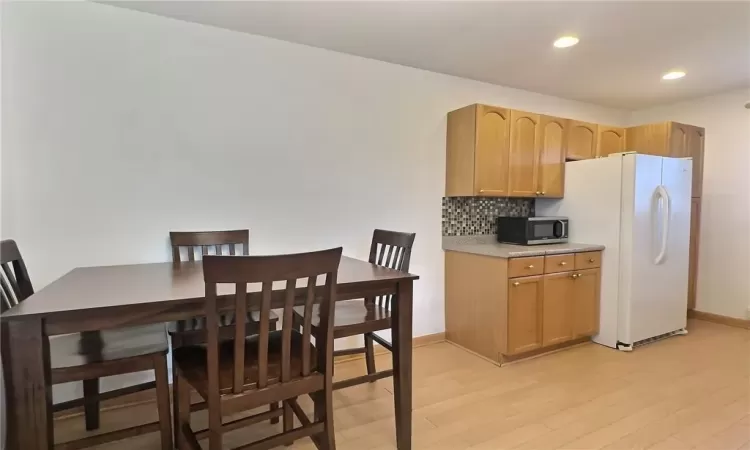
[513, 282, 520, 286]
[588, 258, 595, 263]
[559, 261, 567, 266]
[526, 265, 535, 269]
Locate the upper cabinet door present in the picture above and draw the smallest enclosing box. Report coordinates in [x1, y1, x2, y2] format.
[508, 110, 541, 197]
[687, 126, 705, 198]
[474, 105, 511, 196]
[566, 121, 598, 160]
[538, 115, 567, 198]
[626, 123, 669, 156]
[669, 122, 690, 158]
[596, 126, 626, 158]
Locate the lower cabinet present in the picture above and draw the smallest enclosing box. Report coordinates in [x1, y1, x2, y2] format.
[507, 275, 544, 354]
[542, 272, 574, 346]
[505, 253, 602, 357]
[572, 268, 601, 337]
[444, 250, 602, 364]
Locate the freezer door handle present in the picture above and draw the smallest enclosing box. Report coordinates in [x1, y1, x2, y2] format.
[653, 185, 670, 264]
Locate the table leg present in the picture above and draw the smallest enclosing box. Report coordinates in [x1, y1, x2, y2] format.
[3, 318, 53, 450]
[391, 280, 413, 450]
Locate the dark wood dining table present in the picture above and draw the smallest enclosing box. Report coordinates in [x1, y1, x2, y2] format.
[1, 255, 419, 450]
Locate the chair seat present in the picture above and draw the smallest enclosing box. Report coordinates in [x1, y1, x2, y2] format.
[293, 300, 391, 338]
[49, 324, 169, 369]
[173, 330, 317, 399]
[169, 309, 279, 334]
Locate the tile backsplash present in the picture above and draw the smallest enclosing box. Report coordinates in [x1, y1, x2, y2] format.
[442, 197, 534, 236]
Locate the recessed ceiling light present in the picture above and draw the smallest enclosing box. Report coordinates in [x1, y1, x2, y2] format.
[553, 36, 579, 48]
[662, 71, 686, 80]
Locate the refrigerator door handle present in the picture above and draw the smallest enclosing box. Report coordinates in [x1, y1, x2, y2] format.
[654, 185, 670, 264]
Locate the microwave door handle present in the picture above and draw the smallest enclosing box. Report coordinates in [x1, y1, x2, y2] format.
[557, 220, 566, 238]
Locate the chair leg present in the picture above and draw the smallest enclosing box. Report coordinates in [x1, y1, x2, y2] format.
[153, 354, 173, 450]
[176, 372, 191, 450]
[82, 378, 100, 431]
[364, 333, 376, 376]
[269, 320, 280, 425]
[172, 351, 181, 448]
[283, 400, 294, 446]
[312, 388, 336, 450]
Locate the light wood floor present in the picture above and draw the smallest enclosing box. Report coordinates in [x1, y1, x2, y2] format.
[55, 319, 750, 449]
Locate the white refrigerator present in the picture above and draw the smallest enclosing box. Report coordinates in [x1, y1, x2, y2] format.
[537, 153, 692, 350]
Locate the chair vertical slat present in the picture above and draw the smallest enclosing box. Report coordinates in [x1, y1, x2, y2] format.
[228, 244, 236, 256]
[301, 276, 316, 376]
[186, 247, 195, 262]
[0, 272, 17, 309]
[1, 264, 21, 301]
[1, 289, 12, 313]
[172, 247, 181, 263]
[384, 245, 396, 269]
[233, 282, 247, 394]
[281, 279, 295, 383]
[257, 282, 272, 389]
[376, 244, 386, 266]
[394, 247, 405, 270]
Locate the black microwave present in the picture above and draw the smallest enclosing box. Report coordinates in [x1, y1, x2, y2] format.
[496, 217, 568, 245]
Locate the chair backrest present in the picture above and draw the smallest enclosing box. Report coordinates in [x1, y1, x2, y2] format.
[368, 229, 416, 309]
[170, 229, 249, 262]
[202, 247, 342, 395]
[0, 240, 34, 313]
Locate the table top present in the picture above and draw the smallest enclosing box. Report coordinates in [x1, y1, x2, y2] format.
[1, 256, 418, 321]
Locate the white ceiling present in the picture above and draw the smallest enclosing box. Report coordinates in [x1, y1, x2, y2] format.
[105, 1, 750, 109]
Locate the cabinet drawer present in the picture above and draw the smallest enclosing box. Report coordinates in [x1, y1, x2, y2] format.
[508, 256, 545, 278]
[575, 251, 601, 269]
[544, 254, 574, 274]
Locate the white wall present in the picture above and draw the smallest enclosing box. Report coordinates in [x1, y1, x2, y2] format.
[630, 89, 750, 320]
[1, 2, 628, 401]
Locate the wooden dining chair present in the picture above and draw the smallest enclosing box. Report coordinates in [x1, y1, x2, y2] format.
[0, 239, 173, 450]
[292, 229, 415, 390]
[169, 229, 281, 432]
[173, 247, 342, 450]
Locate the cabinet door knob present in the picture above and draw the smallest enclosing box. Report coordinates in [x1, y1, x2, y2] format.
[526, 265, 534, 269]
[535, 191, 541, 195]
[588, 258, 595, 263]
[513, 281, 520, 286]
[559, 261, 567, 266]
[572, 273, 580, 279]
[541, 191, 546, 195]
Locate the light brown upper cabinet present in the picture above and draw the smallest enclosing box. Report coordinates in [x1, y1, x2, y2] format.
[626, 122, 670, 156]
[446, 104, 510, 197]
[625, 121, 705, 197]
[687, 125, 705, 198]
[508, 110, 541, 197]
[596, 126, 626, 158]
[566, 121, 598, 160]
[446, 104, 565, 198]
[537, 115, 567, 198]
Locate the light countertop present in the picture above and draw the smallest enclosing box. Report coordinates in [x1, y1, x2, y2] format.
[442, 235, 605, 258]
